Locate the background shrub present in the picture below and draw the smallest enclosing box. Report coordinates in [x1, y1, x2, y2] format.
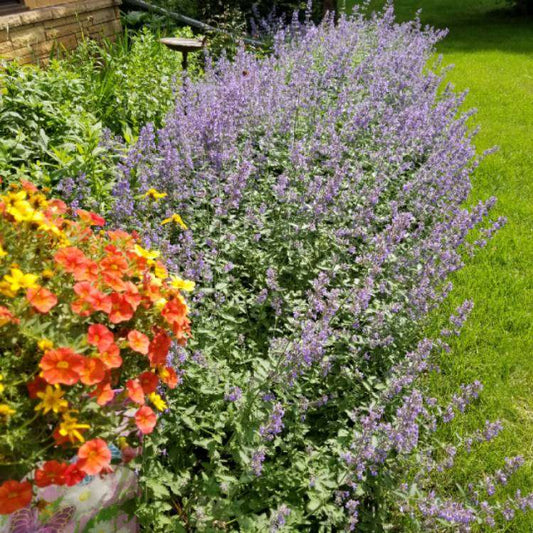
[0, 61, 112, 194]
[0, 28, 194, 201]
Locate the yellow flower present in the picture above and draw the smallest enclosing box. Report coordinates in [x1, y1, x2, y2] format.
[154, 262, 168, 280]
[3, 268, 39, 293]
[38, 338, 54, 351]
[41, 269, 54, 280]
[0, 404, 15, 419]
[37, 219, 62, 237]
[149, 393, 167, 412]
[58, 413, 90, 444]
[133, 244, 160, 261]
[154, 298, 168, 311]
[0, 374, 4, 395]
[35, 385, 68, 414]
[0, 244, 7, 259]
[4, 190, 44, 224]
[0, 281, 15, 298]
[142, 188, 168, 200]
[161, 213, 188, 230]
[170, 275, 195, 292]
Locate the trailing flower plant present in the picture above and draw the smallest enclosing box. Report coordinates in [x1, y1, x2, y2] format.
[0, 181, 191, 515]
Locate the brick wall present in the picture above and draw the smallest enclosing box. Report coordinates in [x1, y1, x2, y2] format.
[0, 0, 122, 64]
[24, 1, 79, 8]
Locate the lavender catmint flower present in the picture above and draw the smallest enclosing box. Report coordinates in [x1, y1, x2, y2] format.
[64, 6, 511, 530]
[225, 386, 243, 402]
[260, 402, 285, 441]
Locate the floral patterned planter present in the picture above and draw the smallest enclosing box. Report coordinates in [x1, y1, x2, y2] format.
[0, 467, 138, 532]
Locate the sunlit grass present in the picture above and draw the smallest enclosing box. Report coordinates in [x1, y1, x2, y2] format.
[346, 1, 533, 528]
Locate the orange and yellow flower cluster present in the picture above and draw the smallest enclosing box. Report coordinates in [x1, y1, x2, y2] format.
[0, 181, 191, 514]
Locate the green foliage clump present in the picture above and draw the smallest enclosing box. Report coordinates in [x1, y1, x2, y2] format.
[63, 28, 199, 135]
[0, 28, 196, 199]
[0, 61, 115, 195]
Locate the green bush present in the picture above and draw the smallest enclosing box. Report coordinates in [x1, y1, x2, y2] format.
[0, 28, 197, 200]
[62, 28, 198, 135]
[0, 60, 115, 197]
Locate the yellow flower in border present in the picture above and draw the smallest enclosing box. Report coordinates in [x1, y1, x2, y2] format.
[41, 269, 54, 280]
[0, 374, 4, 395]
[148, 273, 163, 287]
[154, 298, 168, 311]
[38, 338, 54, 351]
[0, 404, 15, 419]
[170, 275, 195, 292]
[149, 392, 167, 412]
[154, 261, 168, 280]
[142, 188, 167, 200]
[0, 244, 7, 259]
[133, 244, 160, 261]
[161, 214, 188, 230]
[58, 412, 90, 444]
[35, 385, 68, 415]
[5, 196, 44, 224]
[3, 268, 39, 293]
[37, 220, 62, 237]
[0, 281, 15, 298]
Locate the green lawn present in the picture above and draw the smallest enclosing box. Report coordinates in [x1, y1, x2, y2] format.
[346, 1, 533, 528]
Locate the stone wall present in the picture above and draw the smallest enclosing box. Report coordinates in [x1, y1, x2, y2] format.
[0, 0, 122, 64]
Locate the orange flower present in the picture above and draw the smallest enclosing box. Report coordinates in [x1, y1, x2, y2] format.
[72, 283, 111, 315]
[159, 366, 179, 389]
[127, 330, 149, 355]
[27, 376, 47, 399]
[54, 247, 88, 274]
[77, 209, 105, 227]
[126, 379, 145, 405]
[108, 293, 134, 324]
[101, 254, 129, 289]
[45, 198, 67, 217]
[26, 286, 58, 313]
[20, 180, 38, 193]
[0, 480, 32, 514]
[0, 305, 17, 327]
[107, 229, 134, 244]
[135, 405, 157, 434]
[79, 357, 106, 386]
[34, 460, 68, 487]
[138, 371, 158, 394]
[122, 282, 141, 311]
[161, 297, 190, 341]
[63, 463, 85, 487]
[73, 281, 95, 300]
[39, 348, 84, 385]
[90, 381, 114, 406]
[70, 299, 92, 317]
[77, 438, 111, 475]
[88, 289, 112, 314]
[144, 279, 163, 303]
[98, 343, 123, 370]
[72, 259, 99, 283]
[87, 324, 115, 353]
[148, 329, 171, 367]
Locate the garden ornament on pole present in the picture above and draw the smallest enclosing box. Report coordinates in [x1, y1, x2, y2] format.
[160, 36, 206, 70]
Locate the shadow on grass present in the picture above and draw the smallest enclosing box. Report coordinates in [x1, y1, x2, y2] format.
[432, 9, 533, 55]
[346, 1, 533, 54]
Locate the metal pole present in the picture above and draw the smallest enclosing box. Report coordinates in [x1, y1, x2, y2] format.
[122, 0, 264, 47]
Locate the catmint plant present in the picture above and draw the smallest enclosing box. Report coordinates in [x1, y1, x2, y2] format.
[69, 6, 525, 531]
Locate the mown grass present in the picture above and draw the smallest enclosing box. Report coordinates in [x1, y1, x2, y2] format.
[345, 1, 533, 529]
